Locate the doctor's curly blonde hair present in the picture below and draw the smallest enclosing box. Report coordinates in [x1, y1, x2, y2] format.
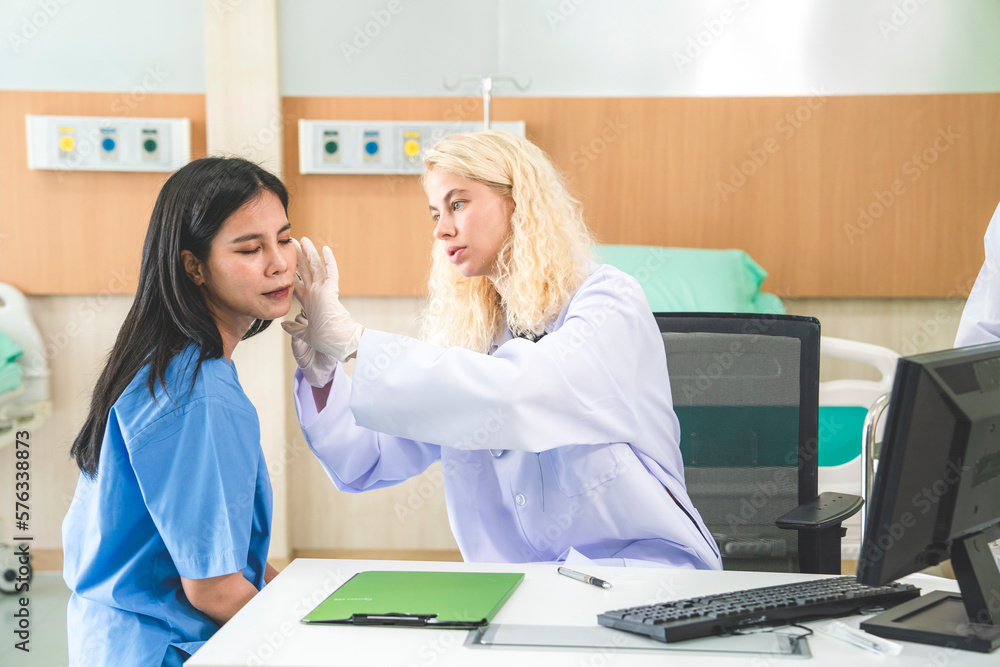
[420, 131, 595, 352]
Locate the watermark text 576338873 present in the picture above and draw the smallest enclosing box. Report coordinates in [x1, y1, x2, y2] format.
[11, 430, 33, 653]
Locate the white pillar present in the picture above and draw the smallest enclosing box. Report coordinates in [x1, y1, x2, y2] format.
[204, 0, 290, 561]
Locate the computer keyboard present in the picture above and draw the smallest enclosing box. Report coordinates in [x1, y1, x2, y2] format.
[598, 575, 920, 643]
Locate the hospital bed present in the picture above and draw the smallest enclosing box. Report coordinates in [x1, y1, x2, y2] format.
[0, 283, 49, 594]
[0, 283, 51, 451]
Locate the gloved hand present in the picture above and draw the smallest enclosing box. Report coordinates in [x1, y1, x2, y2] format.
[281, 237, 364, 364]
[287, 312, 339, 387]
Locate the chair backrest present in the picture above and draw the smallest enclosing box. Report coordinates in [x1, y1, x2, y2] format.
[655, 312, 821, 572]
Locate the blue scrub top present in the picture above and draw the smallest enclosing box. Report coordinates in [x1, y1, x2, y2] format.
[62, 345, 272, 666]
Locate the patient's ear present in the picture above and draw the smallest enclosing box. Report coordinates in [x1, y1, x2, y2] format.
[181, 250, 207, 286]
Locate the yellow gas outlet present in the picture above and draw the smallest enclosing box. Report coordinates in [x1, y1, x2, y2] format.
[403, 131, 421, 163]
[58, 128, 76, 153]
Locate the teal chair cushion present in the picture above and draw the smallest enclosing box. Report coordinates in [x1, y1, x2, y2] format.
[594, 245, 785, 315]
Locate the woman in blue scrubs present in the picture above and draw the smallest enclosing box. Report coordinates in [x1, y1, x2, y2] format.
[285, 131, 721, 570]
[62, 157, 296, 666]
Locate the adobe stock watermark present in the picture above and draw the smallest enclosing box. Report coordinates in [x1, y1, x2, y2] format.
[570, 117, 628, 171]
[919, 645, 963, 667]
[578, 631, 629, 667]
[213, 0, 245, 19]
[236, 112, 287, 163]
[450, 407, 508, 450]
[722, 420, 843, 531]
[857, 458, 966, 571]
[7, 0, 74, 53]
[393, 453, 487, 523]
[552, 255, 663, 363]
[843, 126, 959, 244]
[718, 429, 832, 549]
[672, 313, 784, 402]
[716, 86, 829, 202]
[54, 65, 170, 181]
[351, 334, 416, 390]
[382, 96, 480, 193]
[516, 445, 638, 561]
[244, 567, 348, 666]
[110, 65, 170, 115]
[22, 269, 134, 374]
[340, 0, 408, 64]
[898, 299, 964, 356]
[899, 261, 999, 355]
[878, 0, 933, 41]
[404, 631, 462, 667]
[266, 436, 313, 482]
[673, 0, 753, 73]
[545, 0, 591, 29]
[641, 576, 683, 607]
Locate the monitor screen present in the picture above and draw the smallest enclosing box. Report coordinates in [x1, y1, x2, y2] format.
[857, 342, 1000, 652]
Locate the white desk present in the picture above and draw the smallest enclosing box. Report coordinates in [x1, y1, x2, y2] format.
[186, 559, 989, 666]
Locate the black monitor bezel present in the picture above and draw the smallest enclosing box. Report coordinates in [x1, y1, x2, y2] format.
[857, 342, 1000, 652]
[858, 342, 1000, 586]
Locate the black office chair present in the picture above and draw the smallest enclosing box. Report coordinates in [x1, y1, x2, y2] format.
[655, 313, 863, 574]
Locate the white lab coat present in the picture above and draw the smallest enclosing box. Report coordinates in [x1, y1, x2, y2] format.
[294, 264, 722, 569]
[956, 202, 1000, 347]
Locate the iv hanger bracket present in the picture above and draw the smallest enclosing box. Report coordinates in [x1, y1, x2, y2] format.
[442, 75, 531, 130]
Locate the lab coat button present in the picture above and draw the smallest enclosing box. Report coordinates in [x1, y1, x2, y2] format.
[515, 493, 526, 506]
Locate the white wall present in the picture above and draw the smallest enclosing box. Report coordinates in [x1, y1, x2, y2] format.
[279, 0, 1000, 97]
[0, 0, 205, 93]
[6, 1, 1000, 98]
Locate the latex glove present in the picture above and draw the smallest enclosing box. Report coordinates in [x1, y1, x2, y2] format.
[280, 237, 364, 363]
[288, 312, 339, 387]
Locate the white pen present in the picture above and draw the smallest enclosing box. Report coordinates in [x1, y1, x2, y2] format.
[817, 621, 902, 656]
[557, 566, 612, 589]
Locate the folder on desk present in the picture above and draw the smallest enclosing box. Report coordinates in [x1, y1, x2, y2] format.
[301, 571, 525, 628]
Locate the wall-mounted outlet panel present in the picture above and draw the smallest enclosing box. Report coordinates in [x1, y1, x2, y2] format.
[298, 120, 526, 175]
[26, 115, 191, 172]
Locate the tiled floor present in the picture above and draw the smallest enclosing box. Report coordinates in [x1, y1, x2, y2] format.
[0, 572, 71, 666]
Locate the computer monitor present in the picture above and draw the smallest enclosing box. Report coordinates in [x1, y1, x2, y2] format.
[857, 342, 1000, 653]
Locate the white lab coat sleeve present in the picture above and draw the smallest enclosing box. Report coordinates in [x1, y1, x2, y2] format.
[956, 202, 1000, 347]
[293, 366, 441, 492]
[348, 271, 645, 452]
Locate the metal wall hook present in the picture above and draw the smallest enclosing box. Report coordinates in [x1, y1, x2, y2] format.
[442, 75, 532, 130]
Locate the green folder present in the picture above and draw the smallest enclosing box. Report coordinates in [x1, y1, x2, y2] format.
[301, 571, 524, 628]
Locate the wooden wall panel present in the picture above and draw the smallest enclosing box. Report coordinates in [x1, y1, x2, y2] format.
[0, 91, 206, 294]
[280, 97, 455, 297]
[285, 94, 1000, 298]
[4, 92, 998, 297]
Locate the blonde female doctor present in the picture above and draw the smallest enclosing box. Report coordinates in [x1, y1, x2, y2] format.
[284, 131, 721, 569]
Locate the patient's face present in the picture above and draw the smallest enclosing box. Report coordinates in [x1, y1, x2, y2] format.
[425, 168, 513, 281]
[194, 191, 297, 334]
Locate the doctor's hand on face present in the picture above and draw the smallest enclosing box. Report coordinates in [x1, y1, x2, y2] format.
[281, 237, 364, 386]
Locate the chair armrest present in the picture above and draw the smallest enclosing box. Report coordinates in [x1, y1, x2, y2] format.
[774, 492, 864, 531]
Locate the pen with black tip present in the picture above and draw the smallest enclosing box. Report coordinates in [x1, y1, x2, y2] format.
[557, 566, 612, 589]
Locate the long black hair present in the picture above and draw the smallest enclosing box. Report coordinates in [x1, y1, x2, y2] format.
[70, 157, 289, 477]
